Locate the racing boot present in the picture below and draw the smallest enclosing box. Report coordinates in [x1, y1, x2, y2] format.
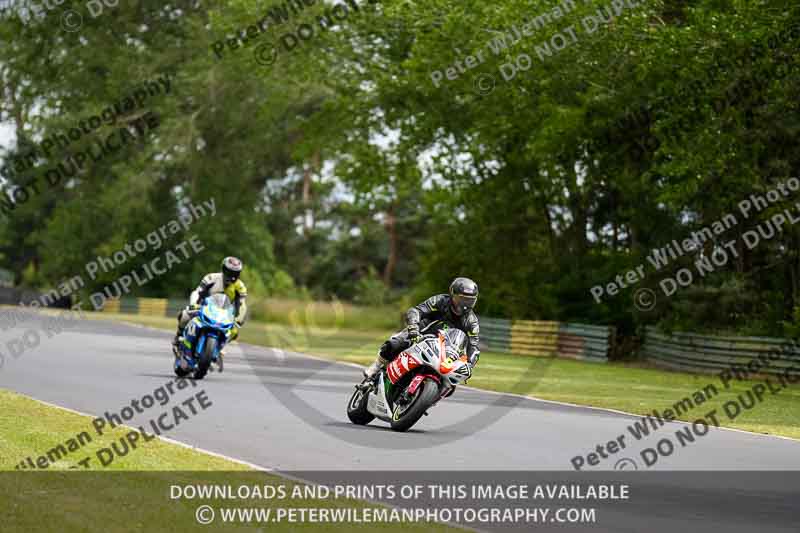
[217, 331, 236, 373]
[363, 354, 389, 380]
[172, 330, 182, 360]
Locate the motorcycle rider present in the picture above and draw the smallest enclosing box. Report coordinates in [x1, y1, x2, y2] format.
[172, 256, 248, 372]
[363, 277, 481, 379]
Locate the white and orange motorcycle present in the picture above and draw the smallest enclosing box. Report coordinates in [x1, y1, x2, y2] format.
[347, 328, 472, 432]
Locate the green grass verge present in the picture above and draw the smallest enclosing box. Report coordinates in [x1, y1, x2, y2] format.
[85, 311, 800, 440]
[0, 389, 250, 471]
[0, 389, 452, 532]
[247, 297, 403, 331]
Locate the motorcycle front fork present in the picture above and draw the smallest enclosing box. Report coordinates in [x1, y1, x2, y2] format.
[356, 378, 376, 392]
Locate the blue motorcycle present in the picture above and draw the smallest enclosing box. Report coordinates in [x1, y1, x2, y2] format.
[173, 293, 235, 379]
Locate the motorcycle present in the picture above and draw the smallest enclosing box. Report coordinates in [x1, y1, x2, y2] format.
[173, 293, 234, 379]
[347, 328, 473, 432]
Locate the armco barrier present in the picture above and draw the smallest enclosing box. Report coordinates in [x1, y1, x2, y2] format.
[100, 297, 180, 317]
[97, 298, 613, 361]
[0, 286, 71, 308]
[641, 326, 800, 377]
[481, 318, 612, 362]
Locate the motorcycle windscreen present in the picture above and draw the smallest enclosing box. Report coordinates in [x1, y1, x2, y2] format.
[444, 328, 468, 356]
[204, 294, 235, 327]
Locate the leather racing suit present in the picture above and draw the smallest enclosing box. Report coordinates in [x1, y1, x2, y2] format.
[380, 294, 481, 367]
[177, 272, 248, 339]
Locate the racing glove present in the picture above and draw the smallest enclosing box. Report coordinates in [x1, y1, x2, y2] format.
[407, 323, 421, 344]
[228, 321, 243, 341]
[468, 351, 480, 368]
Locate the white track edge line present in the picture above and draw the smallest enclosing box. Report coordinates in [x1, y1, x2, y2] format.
[10, 391, 479, 533]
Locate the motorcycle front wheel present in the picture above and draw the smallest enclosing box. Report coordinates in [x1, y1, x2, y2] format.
[347, 385, 376, 425]
[390, 378, 438, 432]
[194, 336, 217, 380]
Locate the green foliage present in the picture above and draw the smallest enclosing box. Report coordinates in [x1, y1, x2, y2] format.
[1, 0, 799, 339]
[781, 305, 800, 339]
[353, 266, 390, 307]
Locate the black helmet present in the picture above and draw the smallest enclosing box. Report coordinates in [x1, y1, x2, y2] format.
[222, 256, 243, 285]
[449, 277, 478, 316]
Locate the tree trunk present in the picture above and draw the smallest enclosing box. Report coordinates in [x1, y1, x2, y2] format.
[301, 150, 320, 235]
[565, 164, 588, 256]
[383, 205, 397, 286]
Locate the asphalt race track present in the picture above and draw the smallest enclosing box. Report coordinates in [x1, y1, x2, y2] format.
[2, 314, 800, 471]
[2, 315, 800, 532]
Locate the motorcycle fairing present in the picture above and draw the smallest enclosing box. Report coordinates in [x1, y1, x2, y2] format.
[388, 332, 448, 383]
[407, 373, 440, 395]
[179, 317, 225, 359]
[176, 295, 234, 368]
[179, 316, 204, 358]
[387, 351, 422, 384]
[366, 374, 393, 418]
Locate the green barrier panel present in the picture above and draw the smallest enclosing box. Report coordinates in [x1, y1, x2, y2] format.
[480, 317, 512, 353]
[166, 299, 184, 317]
[97, 296, 613, 362]
[480, 317, 611, 362]
[118, 297, 139, 314]
[642, 326, 800, 376]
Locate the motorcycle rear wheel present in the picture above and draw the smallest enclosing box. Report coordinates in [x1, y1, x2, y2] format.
[347, 385, 375, 425]
[390, 378, 438, 432]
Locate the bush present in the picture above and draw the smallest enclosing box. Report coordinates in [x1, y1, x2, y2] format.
[781, 305, 800, 339]
[353, 267, 390, 307]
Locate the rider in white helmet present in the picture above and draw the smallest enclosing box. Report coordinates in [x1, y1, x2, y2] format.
[172, 256, 248, 371]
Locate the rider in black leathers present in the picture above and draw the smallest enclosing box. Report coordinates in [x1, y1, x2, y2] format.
[363, 277, 481, 379]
